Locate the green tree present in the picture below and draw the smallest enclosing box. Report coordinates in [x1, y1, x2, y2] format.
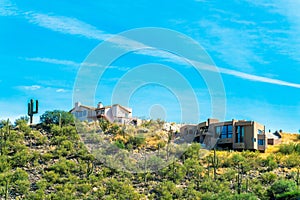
[40, 110, 74, 126]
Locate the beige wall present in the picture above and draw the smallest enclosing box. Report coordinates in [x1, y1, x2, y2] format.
[179, 119, 267, 151]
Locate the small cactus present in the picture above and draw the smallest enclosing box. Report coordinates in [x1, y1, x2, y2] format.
[86, 160, 94, 178]
[28, 99, 38, 124]
[0, 119, 10, 156]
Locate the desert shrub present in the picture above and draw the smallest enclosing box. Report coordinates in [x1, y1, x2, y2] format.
[114, 140, 125, 149]
[11, 168, 30, 195]
[126, 135, 145, 149]
[104, 178, 143, 199]
[279, 143, 296, 155]
[261, 172, 277, 184]
[11, 148, 33, 167]
[183, 142, 201, 160]
[154, 180, 182, 200]
[76, 183, 92, 194]
[268, 179, 297, 199]
[44, 171, 59, 183]
[283, 153, 300, 168]
[262, 155, 278, 171]
[276, 190, 300, 200]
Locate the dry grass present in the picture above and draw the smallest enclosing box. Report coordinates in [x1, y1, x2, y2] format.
[281, 133, 300, 143]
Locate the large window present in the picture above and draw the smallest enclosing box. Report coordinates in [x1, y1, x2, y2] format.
[76, 111, 83, 118]
[258, 139, 265, 145]
[216, 125, 233, 139]
[236, 126, 244, 143]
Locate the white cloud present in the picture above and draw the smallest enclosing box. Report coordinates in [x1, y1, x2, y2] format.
[56, 88, 67, 93]
[25, 57, 130, 71]
[199, 19, 264, 71]
[25, 12, 112, 41]
[0, 0, 18, 16]
[25, 57, 80, 67]
[191, 61, 300, 89]
[218, 66, 300, 88]
[3, 1, 299, 90]
[22, 85, 41, 91]
[245, 0, 300, 63]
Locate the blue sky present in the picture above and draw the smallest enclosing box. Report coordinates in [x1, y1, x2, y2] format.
[0, 0, 300, 133]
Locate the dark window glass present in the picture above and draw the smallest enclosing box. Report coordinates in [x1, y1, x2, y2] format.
[236, 126, 244, 143]
[258, 139, 265, 145]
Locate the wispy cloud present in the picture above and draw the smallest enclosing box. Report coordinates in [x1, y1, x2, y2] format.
[245, 0, 300, 63]
[20, 85, 41, 91]
[199, 19, 264, 71]
[218, 67, 300, 88]
[25, 12, 113, 41]
[191, 61, 300, 89]
[25, 57, 81, 68]
[56, 88, 67, 93]
[3, 0, 300, 90]
[0, 0, 18, 16]
[25, 57, 130, 71]
[25, 57, 98, 68]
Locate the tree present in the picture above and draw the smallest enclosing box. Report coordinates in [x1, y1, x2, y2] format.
[40, 110, 74, 126]
[15, 116, 31, 135]
[14, 116, 29, 126]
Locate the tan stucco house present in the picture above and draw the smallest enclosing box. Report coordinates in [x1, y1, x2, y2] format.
[180, 118, 269, 152]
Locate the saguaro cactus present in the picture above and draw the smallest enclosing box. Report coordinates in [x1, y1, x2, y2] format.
[0, 119, 10, 156]
[236, 163, 243, 194]
[28, 99, 38, 124]
[207, 147, 219, 180]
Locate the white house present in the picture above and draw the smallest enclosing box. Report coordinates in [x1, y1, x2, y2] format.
[69, 102, 97, 122]
[70, 102, 133, 124]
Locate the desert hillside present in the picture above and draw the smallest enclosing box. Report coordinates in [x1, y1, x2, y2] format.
[0, 114, 300, 199]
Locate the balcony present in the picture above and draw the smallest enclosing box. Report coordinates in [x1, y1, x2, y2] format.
[218, 138, 233, 144]
[233, 143, 245, 149]
[258, 145, 266, 151]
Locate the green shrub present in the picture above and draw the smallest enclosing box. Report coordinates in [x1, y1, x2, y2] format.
[279, 143, 295, 155]
[283, 153, 300, 168]
[268, 179, 297, 199]
[114, 140, 125, 149]
[126, 135, 145, 149]
[261, 172, 277, 184]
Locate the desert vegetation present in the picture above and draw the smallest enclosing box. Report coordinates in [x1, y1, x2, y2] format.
[0, 111, 299, 199]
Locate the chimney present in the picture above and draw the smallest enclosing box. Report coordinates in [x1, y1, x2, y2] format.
[208, 118, 219, 125]
[75, 102, 81, 108]
[97, 102, 103, 108]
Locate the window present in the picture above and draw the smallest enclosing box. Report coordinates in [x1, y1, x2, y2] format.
[76, 111, 83, 118]
[83, 110, 87, 116]
[236, 126, 244, 143]
[216, 125, 233, 139]
[258, 139, 265, 145]
[228, 125, 233, 138]
[216, 126, 222, 136]
[258, 129, 263, 135]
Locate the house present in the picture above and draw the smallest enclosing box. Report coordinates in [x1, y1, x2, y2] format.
[69, 102, 97, 122]
[180, 118, 268, 152]
[70, 101, 134, 124]
[95, 102, 132, 124]
[267, 130, 282, 145]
